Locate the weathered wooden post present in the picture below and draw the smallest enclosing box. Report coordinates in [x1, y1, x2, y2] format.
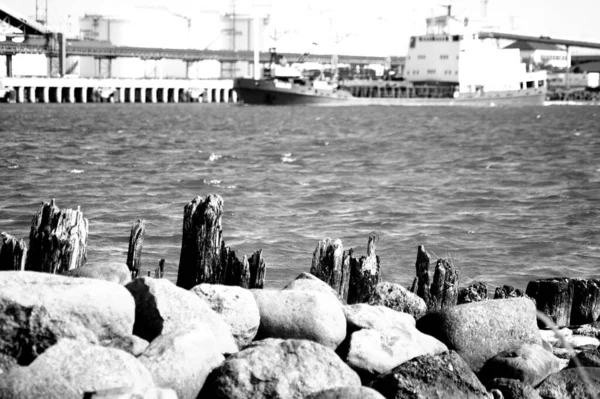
[347, 235, 380, 304]
[0, 232, 27, 271]
[177, 194, 224, 289]
[428, 258, 459, 311]
[221, 244, 250, 287]
[310, 238, 350, 301]
[248, 249, 266, 289]
[126, 219, 145, 279]
[411, 245, 459, 311]
[25, 199, 88, 274]
[412, 245, 431, 304]
[176, 194, 266, 289]
[154, 258, 165, 279]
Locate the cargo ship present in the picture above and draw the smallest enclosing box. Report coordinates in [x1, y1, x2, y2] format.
[234, 9, 547, 106]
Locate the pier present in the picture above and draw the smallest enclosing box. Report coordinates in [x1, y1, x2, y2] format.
[0, 76, 236, 103]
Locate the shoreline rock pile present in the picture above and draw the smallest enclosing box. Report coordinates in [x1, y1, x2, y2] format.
[2, 195, 600, 399]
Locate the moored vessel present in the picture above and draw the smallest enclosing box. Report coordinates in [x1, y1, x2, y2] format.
[234, 8, 547, 106]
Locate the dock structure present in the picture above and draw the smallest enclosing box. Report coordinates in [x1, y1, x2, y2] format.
[0, 77, 237, 104]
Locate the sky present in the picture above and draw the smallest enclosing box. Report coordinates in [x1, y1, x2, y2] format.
[2, 0, 600, 56]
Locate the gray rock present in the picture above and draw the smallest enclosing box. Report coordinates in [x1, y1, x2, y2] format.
[252, 289, 346, 349]
[282, 272, 341, 301]
[368, 282, 427, 320]
[191, 283, 260, 349]
[0, 271, 135, 365]
[103, 334, 149, 357]
[479, 343, 563, 386]
[304, 386, 386, 399]
[202, 338, 361, 399]
[0, 339, 155, 398]
[457, 281, 488, 305]
[0, 353, 17, 375]
[343, 303, 415, 334]
[345, 327, 448, 377]
[125, 277, 237, 354]
[0, 365, 80, 399]
[567, 347, 600, 368]
[139, 325, 225, 399]
[571, 322, 600, 339]
[65, 262, 131, 285]
[486, 378, 543, 399]
[416, 297, 542, 372]
[537, 367, 600, 398]
[368, 350, 490, 399]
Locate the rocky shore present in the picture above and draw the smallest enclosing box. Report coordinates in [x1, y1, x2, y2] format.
[1, 195, 600, 399]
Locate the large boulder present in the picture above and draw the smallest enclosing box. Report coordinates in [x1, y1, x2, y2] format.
[125, 277, 237, 354]
[537, 367, 600, 398]
[0, 271, 135, 365]
[416, 297, 542, 372]
[201, 338, 361, 399]
[252, 289, 346, 349]
[0, 339, 155, 398]
[369, 350, 490, 399]
[343, 303, 416, 333]
[191, 283, 260, 349]
[65, 262, 131, 285]
[282, 272, 341, 301]
[345, 327, 447, 378]
[138, 325, 225, 399]
[0, 365, 80, 399]
[304, 386, 386, 399]
[478, 343, 563, 386]
[486, 378, 543, 399]
[367, 282, 427, 320]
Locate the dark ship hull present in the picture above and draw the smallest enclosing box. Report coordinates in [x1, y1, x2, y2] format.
[234, 78, 546, 106]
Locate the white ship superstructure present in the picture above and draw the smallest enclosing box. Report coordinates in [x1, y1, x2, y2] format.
[404, 9, 547, 97]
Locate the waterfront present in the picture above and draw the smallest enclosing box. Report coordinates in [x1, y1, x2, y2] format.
[0, 103, 598, 290]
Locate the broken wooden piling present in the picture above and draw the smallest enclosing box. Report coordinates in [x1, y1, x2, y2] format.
[126, 219, 145, 279]
[347, 234, 380, 304]
[410, 245, 459, 311]
[310, 238, 349, 301]
[176, 194, 265, 290]
[0, 232, 27, 271]
[177, 194, 223, 289]
[25, 199, 88, 274]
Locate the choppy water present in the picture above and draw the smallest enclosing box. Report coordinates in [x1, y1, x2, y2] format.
[0, 103, 599, 291]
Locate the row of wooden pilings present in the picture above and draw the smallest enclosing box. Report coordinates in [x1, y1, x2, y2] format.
[0, 193, 481, 315]
[9, 86, 238, 104]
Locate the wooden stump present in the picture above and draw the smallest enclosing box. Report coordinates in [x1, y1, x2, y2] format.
[412, 245, 432, 303]
[155, 258, 165, 279]
[310, 238, 350, 301]
[25, 199, 88, 274]
[248, 249, 266, 289]
[428, 258, 459, 311]
[347, 235, 380, 305]
[221, 244, 251, 287]
[176, 194, 224, 289]
[526, 278, 574, 328]
[176, 194, 266, 289]
[411, 245, 460, 312]
[571, 279, 600, 326]
[0, 232, 27, 271]
[126, 219, 145, 279]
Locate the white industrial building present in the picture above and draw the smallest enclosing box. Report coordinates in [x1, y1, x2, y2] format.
[77, 7, 268, 79]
